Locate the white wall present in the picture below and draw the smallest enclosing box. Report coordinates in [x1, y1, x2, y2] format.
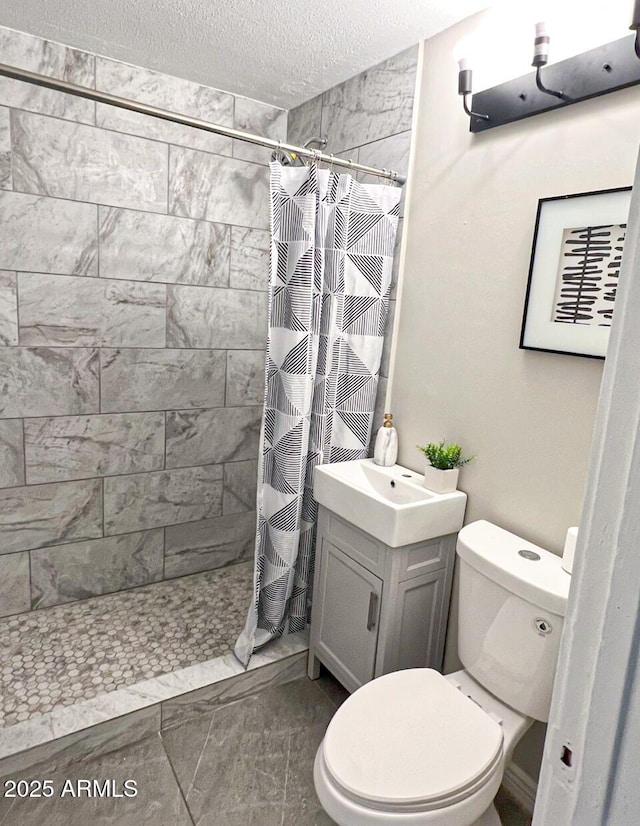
[390, 6, 640, 781]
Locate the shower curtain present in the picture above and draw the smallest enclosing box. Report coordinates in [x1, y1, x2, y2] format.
[235, 161, 401, 666]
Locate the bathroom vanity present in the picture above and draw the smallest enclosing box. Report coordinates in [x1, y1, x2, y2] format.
[308, 460, 467, 693]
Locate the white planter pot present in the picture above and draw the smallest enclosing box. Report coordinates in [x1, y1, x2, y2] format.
[423, 463, 459, 494]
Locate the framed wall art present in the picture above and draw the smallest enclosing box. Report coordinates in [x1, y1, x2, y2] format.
[520, 187, 632, 359]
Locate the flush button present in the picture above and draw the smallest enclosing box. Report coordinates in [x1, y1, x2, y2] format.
[519, 549, 541, 561]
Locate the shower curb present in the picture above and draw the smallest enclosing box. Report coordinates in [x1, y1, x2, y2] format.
[0, 632, 308, 778]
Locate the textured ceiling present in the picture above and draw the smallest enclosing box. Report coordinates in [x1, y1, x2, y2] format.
[0, 0, 491, 107]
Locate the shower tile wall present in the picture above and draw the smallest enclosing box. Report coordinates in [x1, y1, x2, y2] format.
[287, 46, 418, 435]
[0, 26, 287, 618]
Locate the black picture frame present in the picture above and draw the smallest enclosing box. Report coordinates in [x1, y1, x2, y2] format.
[520, 186, 632, 360]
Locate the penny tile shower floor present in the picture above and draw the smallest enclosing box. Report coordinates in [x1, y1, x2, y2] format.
[0, 561, 253, 728]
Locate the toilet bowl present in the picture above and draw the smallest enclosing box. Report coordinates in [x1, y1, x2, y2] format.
[314, 668, 531, 826]
[313, 520, 572, 826]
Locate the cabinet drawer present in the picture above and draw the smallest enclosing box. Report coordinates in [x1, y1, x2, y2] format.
[324, 509, 385, 576]
[398, 535, 452, 581]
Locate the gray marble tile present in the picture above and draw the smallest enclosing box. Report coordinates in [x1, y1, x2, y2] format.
[287, 94, 323, 146]
[164, 511, 256, 578]
[160, 711, 212, 793]
[168, 725, 289, 824]
[321, 46, 418, 153]
[24, 412, 165, 484]
[0, 552, 30, 617]
[165, 717, 289, 822]
[0, 419, 24, 488]
[160, 647, 307, 729]
[219, 807, 285, 826]
[0, 191, 97, 275]
[357, 130, 412, 185]
[0, 28, 95, 124]
[0, 478, 102, 555]
[233, 96, 287, 165]
[95, 56, 233, 155]
[167, 285, 268, 349]
[100, 348, 226, 413]
[284, 723, 334, 821]
[31, 529, 164, 608]
[12, 111, 168, 212]
[0, 732, 192, 826]
[0, 347, 99, 419]
[170, 146, 270, 229]
[229, 226, 270, 291]
[99, 207, 230, 287]
[208, 676, 337, 737]
[166, 406, 261, 468]
[380, 299, 396, 378]
[0, 107, 10, 189]
[104, 465, 223, 534]
[0, 271, 17, 345]
[223, 460, 258, 514]
[282, 803, 337, 825]
[18, 273, 166, 347]
[0, 705, 160, 779]
[226, 350, 265, 406]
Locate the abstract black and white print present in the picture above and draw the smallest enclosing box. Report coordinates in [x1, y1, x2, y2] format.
[235, 162, 400, 665]
[552, 223, 626, 327]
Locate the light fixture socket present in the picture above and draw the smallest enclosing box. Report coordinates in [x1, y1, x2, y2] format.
[458, 68, 472, 96]
[532, 22, 568, 100]
[533, 22, 550, 67]
[456, 57, 489, 121]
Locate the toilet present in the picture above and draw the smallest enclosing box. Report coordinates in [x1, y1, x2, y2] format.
[313, 519, 572, 826]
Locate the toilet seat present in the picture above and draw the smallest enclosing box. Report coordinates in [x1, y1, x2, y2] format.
[321, 669, 504, 814]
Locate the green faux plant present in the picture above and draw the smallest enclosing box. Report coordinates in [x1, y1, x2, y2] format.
[417, 440, 474, 471]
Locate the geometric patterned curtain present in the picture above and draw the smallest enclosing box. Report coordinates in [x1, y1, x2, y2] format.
[234, 162, 401, 666]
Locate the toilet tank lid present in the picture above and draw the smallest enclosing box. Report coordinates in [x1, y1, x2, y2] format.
[456, 520, 571, 616]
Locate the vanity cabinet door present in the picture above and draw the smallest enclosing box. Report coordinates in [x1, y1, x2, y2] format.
[379, 569, 447, 676]
[311, 539, 382, 693]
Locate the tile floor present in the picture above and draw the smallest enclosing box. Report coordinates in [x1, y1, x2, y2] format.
[0, 561, 253, 727]
[0, 671, 533, 826]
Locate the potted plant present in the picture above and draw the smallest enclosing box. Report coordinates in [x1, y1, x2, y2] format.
[417, 440, 474, 493]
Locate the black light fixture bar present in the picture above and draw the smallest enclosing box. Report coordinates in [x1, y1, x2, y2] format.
[468, 33, 640, 133]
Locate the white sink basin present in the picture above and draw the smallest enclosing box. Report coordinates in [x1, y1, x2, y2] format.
[313, 459, 467, 547]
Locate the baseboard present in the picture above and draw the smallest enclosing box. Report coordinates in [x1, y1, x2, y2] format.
[502, 763, 538, 814]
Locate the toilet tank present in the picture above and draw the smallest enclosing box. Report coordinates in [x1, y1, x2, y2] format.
[456, 520, 572, 722]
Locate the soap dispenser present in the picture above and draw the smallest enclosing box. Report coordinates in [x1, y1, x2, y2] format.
[373, 413, 398, 467]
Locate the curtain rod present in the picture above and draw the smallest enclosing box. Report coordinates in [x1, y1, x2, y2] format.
[0, 62, 406, 186]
